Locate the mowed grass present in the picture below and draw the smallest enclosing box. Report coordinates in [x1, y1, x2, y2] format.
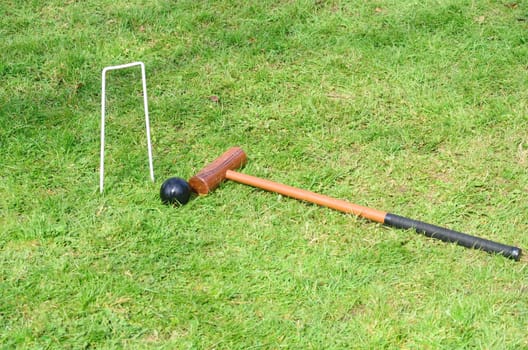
[1, 0, 528, 348]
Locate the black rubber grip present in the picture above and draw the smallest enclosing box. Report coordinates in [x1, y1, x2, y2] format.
[384, 213, 521, 261]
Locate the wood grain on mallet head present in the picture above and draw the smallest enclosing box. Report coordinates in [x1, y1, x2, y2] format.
[188, 147, 247, 194]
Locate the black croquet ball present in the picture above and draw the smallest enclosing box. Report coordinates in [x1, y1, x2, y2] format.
[160, 177, 191, 206]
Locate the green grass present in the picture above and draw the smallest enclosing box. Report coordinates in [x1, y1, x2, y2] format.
[1, 0, 528, 348]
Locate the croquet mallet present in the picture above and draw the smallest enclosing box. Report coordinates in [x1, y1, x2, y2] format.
[189, 147, 522, 261]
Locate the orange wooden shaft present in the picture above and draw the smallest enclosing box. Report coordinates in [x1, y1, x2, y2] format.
[226, 170, 387, 223]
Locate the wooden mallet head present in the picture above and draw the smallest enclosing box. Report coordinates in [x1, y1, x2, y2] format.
[188, 147, 247, 195]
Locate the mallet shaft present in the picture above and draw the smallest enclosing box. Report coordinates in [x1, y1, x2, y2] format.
[226, 170, 521, 260]
[226, 170, 386, 223]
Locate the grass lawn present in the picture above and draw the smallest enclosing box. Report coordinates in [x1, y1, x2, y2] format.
[1, 0, 528, 348]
